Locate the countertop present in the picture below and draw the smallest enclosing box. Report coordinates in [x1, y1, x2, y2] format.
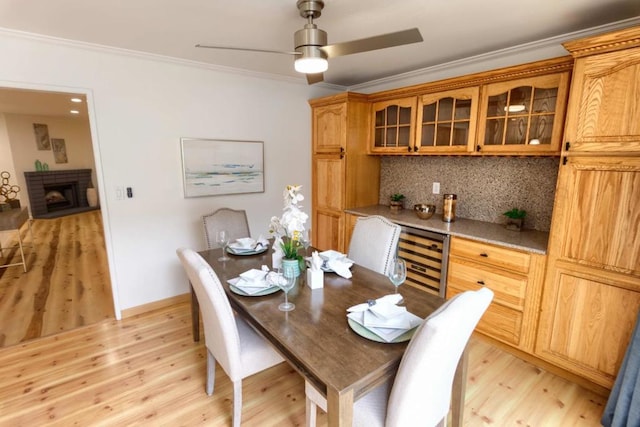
[345, 205, 549, 254]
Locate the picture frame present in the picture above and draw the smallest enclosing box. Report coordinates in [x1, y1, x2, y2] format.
[180, 138, 264, 198]
[51, 138, 68, 163]
[33, 123, 51, 150]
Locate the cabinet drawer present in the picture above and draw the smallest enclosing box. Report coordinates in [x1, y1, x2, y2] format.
[448, 257, 527, 310]
[448, 286, 522, 346]
[450, 237, 531, 274]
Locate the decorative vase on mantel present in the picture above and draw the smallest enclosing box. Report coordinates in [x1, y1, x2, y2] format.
[282, 258, 301, 278]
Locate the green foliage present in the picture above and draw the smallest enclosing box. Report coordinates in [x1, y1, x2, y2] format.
[390, 193, 405, 202]
[503, 208, 527, 219]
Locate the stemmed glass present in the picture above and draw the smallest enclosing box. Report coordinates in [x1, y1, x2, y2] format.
[388, 258, 407, 296]
[216, 230, 230, 262]
[301, 229, 312, 255]
[267, 269, 296, 311]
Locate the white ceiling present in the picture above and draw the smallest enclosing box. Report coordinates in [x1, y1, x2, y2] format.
[0, 0, 639, 116]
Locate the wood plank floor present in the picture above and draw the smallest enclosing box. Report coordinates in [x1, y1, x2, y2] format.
[0, 301, 607, 426]
[0, 210, 114, 348]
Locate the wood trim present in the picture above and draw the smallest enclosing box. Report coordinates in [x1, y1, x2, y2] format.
[308, 91, 369, 108]
[563, 25, 640, 58]
[121, 293, 190, 318]
[367, 56, 574, 102]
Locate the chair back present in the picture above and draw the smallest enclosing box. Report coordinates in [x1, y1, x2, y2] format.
[203, 208, 250, 249]
[176, 247, 243, 381]
[348, 215, 401, 276]
[385, 287, 494, 427]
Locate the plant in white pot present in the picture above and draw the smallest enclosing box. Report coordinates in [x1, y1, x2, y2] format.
[503, 208, 526, 231]
[390, 193, 405, 212]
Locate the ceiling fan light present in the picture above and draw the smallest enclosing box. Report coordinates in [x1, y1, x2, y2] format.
[295, 56, 328, 73]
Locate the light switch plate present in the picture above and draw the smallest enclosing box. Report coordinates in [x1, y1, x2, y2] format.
[432, 182, 440, 194]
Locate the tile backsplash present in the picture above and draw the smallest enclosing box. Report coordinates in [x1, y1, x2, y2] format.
[379, 156, 559, 231]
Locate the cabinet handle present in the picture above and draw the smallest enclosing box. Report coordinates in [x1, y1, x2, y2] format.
[477, 280, 485, 286]
[476, 145, 481, 152]
[480, 253, 488, 257]
[407, 146, 412, 153]
[565, 141, 570, 151]
[340, 147, 345, 153]
[413, 146, 418, 152]
[562, 156, 568, 165]
[340, 153, 345, 159]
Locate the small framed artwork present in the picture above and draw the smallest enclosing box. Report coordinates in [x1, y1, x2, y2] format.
[33, 123, 51, 150]
[180, 138, 264, 198]
[51, 138, 68, 163]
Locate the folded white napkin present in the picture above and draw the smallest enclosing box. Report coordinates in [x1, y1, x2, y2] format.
[347, 310, 423, 342]
[363, 310, 411, 329]
[347, 294, 403, 313]
[327, 258, 353, 278]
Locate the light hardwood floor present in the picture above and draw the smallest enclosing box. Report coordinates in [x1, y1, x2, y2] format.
[0, 210, 114, 347]
[0, 300, 607, 426]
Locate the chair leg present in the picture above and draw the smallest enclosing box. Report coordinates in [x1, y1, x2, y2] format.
[233, 379, 242, 427]
[306, 395, 317, 427]
[206, 349, 215, 396]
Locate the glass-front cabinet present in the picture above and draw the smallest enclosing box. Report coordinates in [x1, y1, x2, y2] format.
[476, 73, 570, 155]
[415, 87, 479, 153]
[370, 97, 417, 154]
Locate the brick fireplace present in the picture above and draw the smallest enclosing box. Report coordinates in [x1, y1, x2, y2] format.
[24, 169, 96, 219]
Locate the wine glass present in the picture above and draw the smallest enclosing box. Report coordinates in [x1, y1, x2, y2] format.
[301, 229, 312, 254]
[268, 269, 296, 312]
[216, 230, 230, 262]
[388, 258, 407, 295]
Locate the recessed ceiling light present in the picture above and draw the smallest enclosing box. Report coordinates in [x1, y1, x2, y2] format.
[70, 98, 82, 103]
[70, 110, 79, 114]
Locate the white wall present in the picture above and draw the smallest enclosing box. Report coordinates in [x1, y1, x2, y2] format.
[0, 31, 337, 314]
[3, 113, 96, 213]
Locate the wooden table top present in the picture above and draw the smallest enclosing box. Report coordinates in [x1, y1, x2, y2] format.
[198, 247, 446, 402]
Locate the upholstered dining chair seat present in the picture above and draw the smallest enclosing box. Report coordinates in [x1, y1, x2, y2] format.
[348, 215, 401, 276]
[177, 247, 283, 427]
[305, 287, 494, 427]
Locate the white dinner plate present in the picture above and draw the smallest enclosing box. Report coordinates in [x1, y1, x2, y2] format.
[229, 284, 281, 297]
[347, 311, 422, 343]
[227, 245, 268, 256]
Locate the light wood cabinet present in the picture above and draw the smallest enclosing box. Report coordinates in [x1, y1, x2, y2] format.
[415, 87, 479, 154]
[367, 57, 573, 156]
[370, 97, 417, 154]
[476, 73, 570, 155]
[535, 27, 640, 390]
[310, 93, 380, 253]
[447, 237, 546, 353]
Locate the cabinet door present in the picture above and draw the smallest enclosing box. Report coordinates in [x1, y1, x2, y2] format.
[314, 209, 344, 252]
[313, 155, 345, 212]
[477, 73, 569, 155]
[564, 46, 640, 154]
[536, 264, 640, 388]
[551, 156, 640, 277]
[370, 97, 417, 154]
[415, 87, 479, 154]
[313, 103, 346, 154]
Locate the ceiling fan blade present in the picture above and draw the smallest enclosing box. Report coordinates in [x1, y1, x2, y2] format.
[195, 44, 300, 56]
[320, 28, 423, 58]
[306, 73, 324, 85]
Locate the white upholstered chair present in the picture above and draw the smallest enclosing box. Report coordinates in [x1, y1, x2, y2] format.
[192, 208, 251, 341]
[305, 287, 494, 427]
[202, 207, 251, 249]
[177, 247, 284, 427]
[348, 215, 401, 276]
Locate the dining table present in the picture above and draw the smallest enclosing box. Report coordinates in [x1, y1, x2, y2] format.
[196, 246, 466, 427]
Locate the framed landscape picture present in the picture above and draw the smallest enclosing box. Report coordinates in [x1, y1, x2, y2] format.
[180, 138, 264, 198]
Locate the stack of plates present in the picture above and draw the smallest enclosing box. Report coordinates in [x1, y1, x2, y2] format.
[227, 269, 279, 296]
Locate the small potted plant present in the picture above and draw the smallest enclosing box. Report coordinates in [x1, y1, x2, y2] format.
[390, 193, 405, 212]
[503, 208, 526, 231]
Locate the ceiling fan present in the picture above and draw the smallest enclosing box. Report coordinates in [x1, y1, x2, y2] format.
[195, 0, 423, 84]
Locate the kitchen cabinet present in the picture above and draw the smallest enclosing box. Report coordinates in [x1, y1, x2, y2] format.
[447, 237, 546, 353]
[368, 57, 573, 156]
[414, 87, 479, 154]
[535, 27, 640, 390]
[476, 73, 570, 155]
[310, 93, 380, 253]
[561, 27, 640, 155]
[370, 97, 417, 154]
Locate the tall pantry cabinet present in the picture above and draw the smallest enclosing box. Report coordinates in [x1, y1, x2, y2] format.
[309, 93, 380, 253]
[536, 27, 640, 390]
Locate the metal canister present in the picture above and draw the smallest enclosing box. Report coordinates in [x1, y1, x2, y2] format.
[442, 194, 457, 222]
